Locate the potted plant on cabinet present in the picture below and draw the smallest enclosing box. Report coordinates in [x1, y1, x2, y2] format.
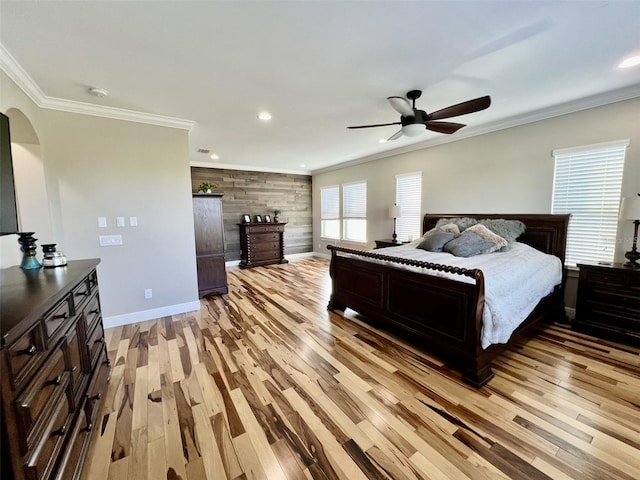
[273, 209, 281, 222]
[198, 182, 217, 193]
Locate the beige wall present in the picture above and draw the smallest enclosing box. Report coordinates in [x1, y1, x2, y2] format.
[1, 71, 199, 326]
[312, 97, 640, 308]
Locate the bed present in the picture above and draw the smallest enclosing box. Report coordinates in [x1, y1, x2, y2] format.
[326, 213, 570, 387]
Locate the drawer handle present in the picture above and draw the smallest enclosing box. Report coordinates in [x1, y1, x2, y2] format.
[53, 312, 68, 321]
[75, 291, 88, 297]
[20, 344, 37, 356]
[86, 423, 93, 432]
[88, 392, 102, 401]
[48, 375, 62, 386]
[90, 309, 99, 315]
[52, 425, 66, 437]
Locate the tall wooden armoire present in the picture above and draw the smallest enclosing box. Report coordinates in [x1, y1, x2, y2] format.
[193, 193, 228, 296]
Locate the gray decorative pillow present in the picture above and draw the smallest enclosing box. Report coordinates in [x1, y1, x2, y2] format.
[443, 230, 495, 257]
[417, 231, 458, 252]
[435, 217, 478, 231]
[479, 219, 525, 243]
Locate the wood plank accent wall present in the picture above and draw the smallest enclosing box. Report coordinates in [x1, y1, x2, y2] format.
[191, 167, 312, 261]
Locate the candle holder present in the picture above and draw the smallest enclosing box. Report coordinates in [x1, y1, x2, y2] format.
[17, 232, 42, 270]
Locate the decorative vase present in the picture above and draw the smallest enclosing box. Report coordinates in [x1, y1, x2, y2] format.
[17, 232, 42, 270]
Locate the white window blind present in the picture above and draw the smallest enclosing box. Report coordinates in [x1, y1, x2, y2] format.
[342, 181, 367, 242]
[320, 185, 340, 239]
[395, 172, 422, 241]
[551, 140, 627, 266]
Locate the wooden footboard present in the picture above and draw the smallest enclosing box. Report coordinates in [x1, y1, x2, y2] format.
[327, 246, 493, 386]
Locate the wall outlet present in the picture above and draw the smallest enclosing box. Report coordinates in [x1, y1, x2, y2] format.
[144, 288, 152, 299]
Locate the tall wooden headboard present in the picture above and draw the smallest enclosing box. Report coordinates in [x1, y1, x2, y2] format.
[423, 214, 570, 264]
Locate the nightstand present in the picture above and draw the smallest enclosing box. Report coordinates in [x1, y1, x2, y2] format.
[374, 239, 407, 249]
[574, 262, 640, 345]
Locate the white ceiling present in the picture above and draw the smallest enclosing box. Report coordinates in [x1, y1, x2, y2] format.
[1, 1, 639, 175]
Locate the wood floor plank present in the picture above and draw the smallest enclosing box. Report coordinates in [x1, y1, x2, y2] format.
[81, 258, 640, 480]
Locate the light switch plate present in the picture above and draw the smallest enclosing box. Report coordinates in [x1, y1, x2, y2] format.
[98, 217, 107, 228]
[116, 217, 125, 227]
[130, 216, 138, 227]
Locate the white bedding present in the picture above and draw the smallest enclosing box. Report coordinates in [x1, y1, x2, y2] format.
[366, 242, 562, 348]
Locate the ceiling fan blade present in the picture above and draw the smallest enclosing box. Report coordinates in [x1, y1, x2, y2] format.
[425, 121, 466, 134]
[347, 122, 401, 129]
[387, 130, 403, 141]
[387, 96, 414, 116]
[428, 96, 491, 120]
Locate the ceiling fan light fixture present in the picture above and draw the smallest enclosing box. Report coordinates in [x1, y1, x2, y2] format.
[401, 124, 425, 137]
[618, 55, 640, 69]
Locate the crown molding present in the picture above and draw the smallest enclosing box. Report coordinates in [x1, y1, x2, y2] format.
[0, 42, 194, 130]
[190, 160, 311, 176]
[311, 84, 640, 175]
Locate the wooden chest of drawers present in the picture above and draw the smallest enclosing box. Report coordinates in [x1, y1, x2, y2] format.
[574, 262, 640, 345]
[238, 222, 288, 268]
[1, 259, 110, 480]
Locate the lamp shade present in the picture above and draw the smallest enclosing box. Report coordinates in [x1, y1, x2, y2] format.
[389, 205, 402, 219]
[620, 196, 640, 220]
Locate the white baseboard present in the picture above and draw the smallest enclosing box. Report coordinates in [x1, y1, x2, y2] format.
[313, 251, 331, 259]
[225, 251, 315, 267]
[103, 300, 201, 329]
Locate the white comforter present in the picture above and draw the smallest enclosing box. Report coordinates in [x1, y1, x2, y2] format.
[370, 242, 562, 349]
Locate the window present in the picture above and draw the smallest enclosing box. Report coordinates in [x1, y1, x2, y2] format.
[320, 185, 340, 239]
[552, 140, 627, 266]
[395, 172, 422, 241]
[342, 181, 367, 242]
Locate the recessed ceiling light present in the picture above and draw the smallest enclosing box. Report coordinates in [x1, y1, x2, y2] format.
[257, 112, 272, 121]
[210, 154, 220, 160]
[618, 55, 640, 69]
[299, 164, 306, 168]
[378, 138, 387, 143]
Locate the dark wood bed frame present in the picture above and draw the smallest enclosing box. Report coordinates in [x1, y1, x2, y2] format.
[327, 213, 570, 387]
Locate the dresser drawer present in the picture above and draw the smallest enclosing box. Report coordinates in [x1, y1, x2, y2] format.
[42, 297, 72, 340]
[82, 294, 101, 337]
[250, 250, 281, 262]
[54, 407, 90, 480]
[72, 279, 91, 312]
[248, 232, 280, 243]
[248, 241, 280, 253]
[85, 323, 105, 371]
[14, 348, 67, 453]
[23, 393, 72, 480]
[65, 325, 86, 399]
[246, 224, 284, 234]
[85, 358, 110, 423]
[6, 323, 45, 390]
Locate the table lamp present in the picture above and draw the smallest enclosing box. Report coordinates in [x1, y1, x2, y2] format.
[389, 204, 402, 243]
[620, 194, 640, 267]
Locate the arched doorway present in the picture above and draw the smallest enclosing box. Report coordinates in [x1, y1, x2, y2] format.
[1, 108, 53, 267]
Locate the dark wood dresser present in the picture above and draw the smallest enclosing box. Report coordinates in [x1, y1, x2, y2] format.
[238, 222, 288, 268]
[1, 259, 110, 480]
[574, 262, 640, 345]
[193, 193, 228, 296]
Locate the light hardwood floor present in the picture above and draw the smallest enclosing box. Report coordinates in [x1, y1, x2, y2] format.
[81, 258, 640, 480]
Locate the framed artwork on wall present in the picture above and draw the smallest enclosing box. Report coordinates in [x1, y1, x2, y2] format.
[242, 214, 251, 223]
[255, 215, 263, 223]
[264, 215, 271, 223]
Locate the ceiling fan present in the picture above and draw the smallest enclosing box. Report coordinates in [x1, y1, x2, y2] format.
[348, 90, 491, 141]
